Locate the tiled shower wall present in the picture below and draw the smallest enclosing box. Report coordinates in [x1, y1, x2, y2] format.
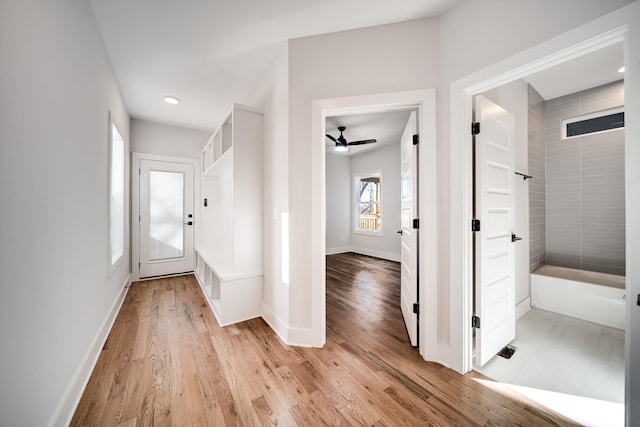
[528, 85, 546, 272]
[544, 80, 625, 276]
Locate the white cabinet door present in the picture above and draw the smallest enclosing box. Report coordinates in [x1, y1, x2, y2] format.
[475, 95, 516, 367]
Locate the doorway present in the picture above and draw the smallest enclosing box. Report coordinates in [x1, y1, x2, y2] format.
[311, 89, 437, 359]
[324, 109, 418, 345]
[472, 77, 627, 425]
[453, 26, 633, 427]
[132, 153, 198, 280]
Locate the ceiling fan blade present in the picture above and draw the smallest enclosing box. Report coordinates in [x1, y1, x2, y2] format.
[325, 134, 338, 143]
[347, 139, 377, 146]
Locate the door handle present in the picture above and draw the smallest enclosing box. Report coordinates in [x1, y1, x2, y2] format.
[397, 230, 403, 235]
[184, 221, 193, 226]
[511, 233, 522, 242]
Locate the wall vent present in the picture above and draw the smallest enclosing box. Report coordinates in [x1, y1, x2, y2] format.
[562, 106, 624, 139]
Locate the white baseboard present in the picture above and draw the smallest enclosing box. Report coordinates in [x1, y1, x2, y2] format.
[52, 274, 131, 427]
[261, 304, 289, 343]
[516, 297, 531, 320]
[349, 246, 401, 262]
[262, 304, 322, 348]
[326, 246, 400, 262]
[326, 246, 351, 255]
[287, 327, 321, 347]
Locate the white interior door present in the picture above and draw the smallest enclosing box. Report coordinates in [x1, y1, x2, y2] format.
[400, 111, 418, 346]
[474, 95, 516, 367]
[139, 159, 194, 278]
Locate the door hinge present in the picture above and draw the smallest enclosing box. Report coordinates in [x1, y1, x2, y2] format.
[472, 315, 480, 328]
[413, 303, 420, 315]
[138, 215, 141, 222]
[471, 219, 480, 232]
[138, 262, 140, 269]
[471, 122, 480, 135]
[412, 218, 419, 229]
[412, 134, 419, 145]
[139, 168, 141, 175]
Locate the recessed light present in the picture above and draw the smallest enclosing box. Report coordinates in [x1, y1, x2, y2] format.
[618, 66, 625, 73]
[164, 96, 180, 104]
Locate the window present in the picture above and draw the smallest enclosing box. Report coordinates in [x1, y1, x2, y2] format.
[562, 106, 624, 139]
[110, 121, 125, 267]
[354, 171, 382, 234]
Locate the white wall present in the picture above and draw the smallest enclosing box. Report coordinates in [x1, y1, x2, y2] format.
[350, 144, 401, 261]
[326, 145, 402, 261]
[288, 18, 440, 331]
[130, 118, 210, 159]
[481, 79, 531, 310]
[0, 1, 130, 425]
[325, 153, 351, 252]
[243, 43, 291, 335]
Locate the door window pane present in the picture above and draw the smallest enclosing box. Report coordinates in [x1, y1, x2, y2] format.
[149, 170, 184, 261]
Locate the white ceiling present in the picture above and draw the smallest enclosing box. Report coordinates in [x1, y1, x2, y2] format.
[524, 42, 624, 100]
[89, 0, 459, 131]
[90, 1, 624, 134]
[326, 110, 412, 156]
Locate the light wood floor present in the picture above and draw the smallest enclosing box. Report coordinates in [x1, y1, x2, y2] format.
[71, 252, 579, 426]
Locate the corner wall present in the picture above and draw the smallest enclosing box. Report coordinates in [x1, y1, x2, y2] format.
[350, 144, 401, 261]
[0, 1, 130, 425]
[326, 144, 402, 262]
[243, 42, 291, 336]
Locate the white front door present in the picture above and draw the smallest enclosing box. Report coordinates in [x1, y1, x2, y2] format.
[474, 95, 516, 367]
[139, 158, 194, 278]
[400, 111, 418, 346]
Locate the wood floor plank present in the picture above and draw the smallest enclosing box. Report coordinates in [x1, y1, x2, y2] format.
[71, 253, 580, 426]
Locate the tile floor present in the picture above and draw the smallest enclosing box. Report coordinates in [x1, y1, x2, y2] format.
[475, 308, 625, 403]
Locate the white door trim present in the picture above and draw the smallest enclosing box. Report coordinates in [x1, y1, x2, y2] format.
[449, 3, 639, 423]
[310, 89, 439, 362]
[132, 152, 200, 281]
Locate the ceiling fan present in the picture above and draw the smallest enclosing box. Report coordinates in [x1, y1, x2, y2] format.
[326, 126, 377, 152]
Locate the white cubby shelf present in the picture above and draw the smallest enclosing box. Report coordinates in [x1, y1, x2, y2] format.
[195, 103, 264, 326]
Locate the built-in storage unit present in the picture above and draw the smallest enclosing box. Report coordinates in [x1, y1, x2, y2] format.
[195, 103, 263, 326]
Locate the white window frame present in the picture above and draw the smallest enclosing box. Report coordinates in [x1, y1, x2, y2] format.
[353, 170, 383, 236]
[562, 105, 624, 139]
[109, 113, 125, 271]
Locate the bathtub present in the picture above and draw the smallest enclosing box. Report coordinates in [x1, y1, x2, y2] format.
[530, 265, 626, 330]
